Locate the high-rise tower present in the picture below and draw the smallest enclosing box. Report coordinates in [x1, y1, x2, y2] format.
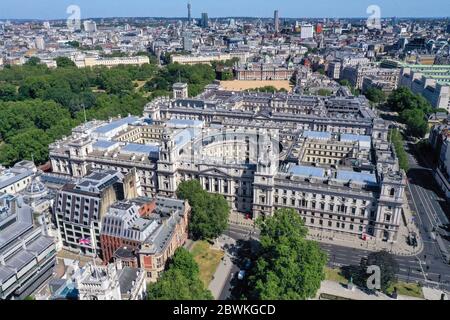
[187, 2, 192, 25]
[274, 10, 280, 34]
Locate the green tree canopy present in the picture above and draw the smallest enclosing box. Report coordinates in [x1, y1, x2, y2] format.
[362, 251, 399, 293]
[248, 208, 327, 300]
[317, 88, 332, 96]
[146, 248, 213, 300]
[387, 87, 432, 138]
[365, 87, 386, 104]
[145, 63, 216, 97]
[55, 56, 77, 68]
[24, 57, 41, 67]
[400, 108, 429, 138]
[177, 180, 230, 240]
[0, 83, 17, 101]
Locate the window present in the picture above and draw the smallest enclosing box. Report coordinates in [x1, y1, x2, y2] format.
[390, 188, 395, 196]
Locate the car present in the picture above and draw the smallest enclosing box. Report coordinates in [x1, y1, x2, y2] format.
[238, 270, 246, 280]
[243, 258, 252, 270]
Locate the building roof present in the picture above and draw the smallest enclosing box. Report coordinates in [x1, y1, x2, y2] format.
[166, 118, 204, 128]
[94, 116, 139, 135]
[0, 164, 35, 190]
[303, 131, 332, 140]
[336, 170, 378, 185]
[340, 133, 372, 149]
[289, 165, 325, 178]
[118, 267, 142, 295]
[0, 195, 33, 252]
[74, 170, 123, 194]
[93, 140, 118, 150]
[122, 143, 160, 156]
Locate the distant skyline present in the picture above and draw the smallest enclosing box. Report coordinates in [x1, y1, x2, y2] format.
[0, 0, 449, 20]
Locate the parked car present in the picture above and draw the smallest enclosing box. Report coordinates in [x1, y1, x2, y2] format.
[238, 270, 246, 280]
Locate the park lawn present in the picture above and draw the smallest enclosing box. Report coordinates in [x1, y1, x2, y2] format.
[324, 267, 349, 285]
[387, 281, 424, 298]
[191, 241, 224, 287]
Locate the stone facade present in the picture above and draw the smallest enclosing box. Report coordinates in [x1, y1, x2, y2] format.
[49, 85, 405, 243]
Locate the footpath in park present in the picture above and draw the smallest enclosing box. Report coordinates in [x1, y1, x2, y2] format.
[185, 236, 236, 300]
[207, 235, 236, 300]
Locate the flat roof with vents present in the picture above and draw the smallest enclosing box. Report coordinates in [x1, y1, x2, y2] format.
[336, 170, 378, 186]
[289, 165, 325, 178]
[303, 131, 332, 140]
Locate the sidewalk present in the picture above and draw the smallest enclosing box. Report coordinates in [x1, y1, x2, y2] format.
[307, 193, 423, 256]
[208, 235, 236, 300]
[228, 211, 255, 228]
[315, 280, 424, 300]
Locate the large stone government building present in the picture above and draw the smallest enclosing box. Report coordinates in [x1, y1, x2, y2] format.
[49, 84, 405, 243]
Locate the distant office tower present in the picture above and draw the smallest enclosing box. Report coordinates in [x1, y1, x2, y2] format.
[274, 10, 280, 33]
[447, 24, 450, 34]
[300, 24, 314, 39]
[83, 20, 97, 33]
[35, 36, 45, 50]
[182, 32, 193, 52]
[187, 2, 192, 24]
[43, 21, 51, 29]
[201, 13, 209, 28]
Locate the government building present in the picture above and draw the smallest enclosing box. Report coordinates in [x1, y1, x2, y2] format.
[49, 84, 405, 243]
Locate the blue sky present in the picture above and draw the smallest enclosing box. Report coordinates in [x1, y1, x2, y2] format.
[0, 0, 449, 20]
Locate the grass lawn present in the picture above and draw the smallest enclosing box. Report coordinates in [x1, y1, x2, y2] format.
[324, 267, 349, 285]
[191, 241, 224, 287]
[387, 281, 423, 298]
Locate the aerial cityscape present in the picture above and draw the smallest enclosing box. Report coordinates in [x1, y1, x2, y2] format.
[0, 0, 450, 306]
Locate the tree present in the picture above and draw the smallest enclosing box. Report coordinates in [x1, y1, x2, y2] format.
[317, 89, 332, 96]
[177, 180, 230, 240]
[0, 55, 165, 167]
[248, 208, 327, 300]
[361, 251, 399, 293]
[169, 247, 200, 278]
[389, 129, 409, 171]
[66, 41, 80, 48]
[145, 63, 216, 97]
[0, 83, 17, 101]
[24, 57, 41, 67]
[365, 87, 386, 104]
[55, 57, 76, 68]
[387, 87, 431, 138]
[400, 108, 429, 138]
[387, 87, 431, 114]
[146, 248, 213, 300]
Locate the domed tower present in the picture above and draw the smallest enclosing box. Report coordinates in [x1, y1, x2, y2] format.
[23, 173, 49, 205]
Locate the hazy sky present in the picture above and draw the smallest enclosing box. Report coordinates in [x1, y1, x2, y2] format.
[0, 0, 449, 20]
